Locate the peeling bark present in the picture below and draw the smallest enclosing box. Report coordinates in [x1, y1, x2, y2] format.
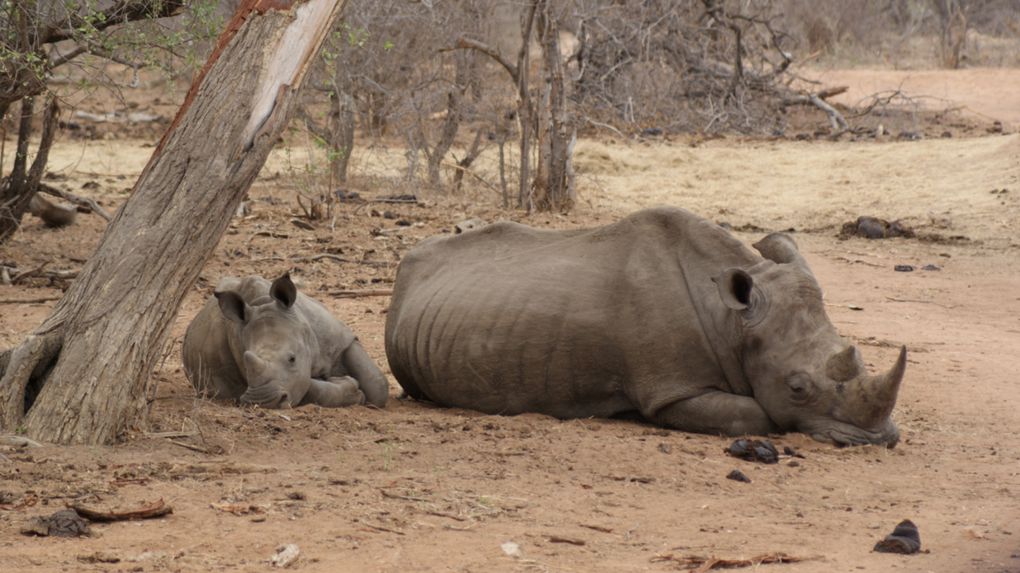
[0, 0, 347, 445]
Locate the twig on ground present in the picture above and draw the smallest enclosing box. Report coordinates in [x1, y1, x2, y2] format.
[169, 439, 210, 454]
[0, 296, 61, 304]
[39, 183, 112, 221]
[651, 551, 812, 572]
[289, 254, 395, 268]
[424, 510, 468, 522]
[70, 499, 173, 522]
[144, 430, 198, 439]
[330, 289, 393, 298]
[548, 535, 586, 545]
[380, 489, 429, 503]
[885, 297, 955, 309]
[781, 86, 850, 134]
[584, 117, 626, 139]
[0, 435, 45, 448]
[361, 523, 406, 536]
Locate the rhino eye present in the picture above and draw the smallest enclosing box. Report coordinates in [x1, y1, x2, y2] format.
[287, 354, 296, 364]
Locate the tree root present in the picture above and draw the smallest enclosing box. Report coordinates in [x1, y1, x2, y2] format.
[0, 330, 64, 432]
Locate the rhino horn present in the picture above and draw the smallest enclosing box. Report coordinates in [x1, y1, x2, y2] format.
[826, 345, 861, 382]
[243, 351, 269, 382]
[845, 346, 907, 427]
[752, 233, 807, 268]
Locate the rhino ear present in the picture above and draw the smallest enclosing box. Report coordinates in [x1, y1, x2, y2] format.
[270, 273, 297, 308]
[713, 268, 754, 311]
[215, 291, 250, 324]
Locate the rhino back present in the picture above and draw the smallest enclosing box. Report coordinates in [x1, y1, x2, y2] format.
[386, 207, 760, 419]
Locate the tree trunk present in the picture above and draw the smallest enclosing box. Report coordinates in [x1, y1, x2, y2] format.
[426, 51, 470, 189]
[533, 1, 575, 212]
[0, 95, 60, 243]
[0, 0, 346, 445]
[331, 91, 356, 185]
[516, 2, 537, 211]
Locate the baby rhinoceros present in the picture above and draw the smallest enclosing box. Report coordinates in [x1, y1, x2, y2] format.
[183, 274, 388, 409]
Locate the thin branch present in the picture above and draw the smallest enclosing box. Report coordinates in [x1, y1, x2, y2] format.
[41, 1, 187, 44]
[446, 38, 518, 84]
[38, 183, 112, 221]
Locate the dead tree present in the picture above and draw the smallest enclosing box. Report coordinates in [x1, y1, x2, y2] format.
[0, 0, 346, 445]
[932, 0, 967, 69]
[533, 2, 576, 211]
[450, 0, 577, 212]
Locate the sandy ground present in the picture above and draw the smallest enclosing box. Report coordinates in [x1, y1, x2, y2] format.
[809, 67, 1020, 129]
[2, 70, 1020, 573]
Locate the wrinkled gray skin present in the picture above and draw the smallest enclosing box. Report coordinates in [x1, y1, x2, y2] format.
[386, 207, 906, 447]
[183, 274, 388, 409]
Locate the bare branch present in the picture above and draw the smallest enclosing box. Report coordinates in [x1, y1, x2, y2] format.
[41, 1, 187, 44]
[447, 38, 518, 84]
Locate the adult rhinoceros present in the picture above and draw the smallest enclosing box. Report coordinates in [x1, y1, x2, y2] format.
[385, 207, 906, 446]
[183, 274, 388, 409]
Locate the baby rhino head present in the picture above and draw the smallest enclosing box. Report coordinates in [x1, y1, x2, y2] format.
[215, 274, 315, 408]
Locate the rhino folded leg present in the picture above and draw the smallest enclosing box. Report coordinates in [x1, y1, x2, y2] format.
[340, 341, 389, 407]
[300, 376, 366, 407]
[651, 391, 778, 437]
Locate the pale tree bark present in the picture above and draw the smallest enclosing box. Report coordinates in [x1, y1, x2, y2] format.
[0, 0, 347, 445]
[533, 1, 575, 212]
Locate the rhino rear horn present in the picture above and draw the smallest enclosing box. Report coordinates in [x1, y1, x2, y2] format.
[826, 345, 861, 382]
[271, 273, 297, 308]
[753, 233, 809, 269]
[849, 346, 907, 427]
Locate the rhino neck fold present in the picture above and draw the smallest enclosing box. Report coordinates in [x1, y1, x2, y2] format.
[674, 251, 753, 398]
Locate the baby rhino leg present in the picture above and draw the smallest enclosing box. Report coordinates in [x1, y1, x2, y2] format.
[300, 376, 365, 407]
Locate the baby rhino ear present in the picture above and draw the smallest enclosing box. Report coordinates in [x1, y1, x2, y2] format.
[215, 290, 250, 324]
[270, 273, 297, 308]
[713, 268, 753, 311]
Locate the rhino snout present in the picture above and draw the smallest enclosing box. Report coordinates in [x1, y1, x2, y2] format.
[240, 383, 289, 409]
[808, 419, 900, 448]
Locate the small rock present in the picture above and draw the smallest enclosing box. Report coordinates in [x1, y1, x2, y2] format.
[725, 439, 779, 464]
[726, 469, 751, 483]
[657, 443, 672, 454]
[922, 264, 941, 271]
[874, 519, 921, 554]
[287, 491, 306, 501]
[501, 541, 522, 558]
[271, 544, 300, 568]
[840, 216, 914, 240]
[334, 189, 361, 203]
[78, 552, 121, 564]
[783, 446, 805, 458]
[21, 509, 90, 537]
[640, 127, 664, 137]
[894, 264, 915, 272]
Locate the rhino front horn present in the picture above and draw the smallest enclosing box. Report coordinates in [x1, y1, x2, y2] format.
[851, 346, 907, 427]
[243, 351, 269, 382]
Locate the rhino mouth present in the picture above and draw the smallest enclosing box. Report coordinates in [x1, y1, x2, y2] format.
[240, 385, 292, 409]
[807, 419, 899, 448]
